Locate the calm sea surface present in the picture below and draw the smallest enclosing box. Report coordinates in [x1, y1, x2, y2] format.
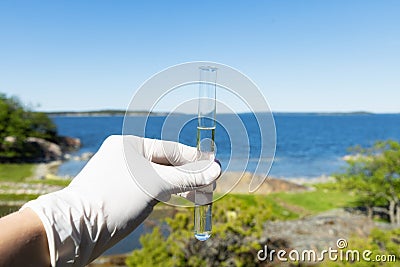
[53, 113, 400, 179]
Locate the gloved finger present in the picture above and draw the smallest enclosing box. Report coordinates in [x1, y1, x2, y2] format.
[153, 160, 221, 194]
[141, 137, 200, 166]
[176, 181, 216, 203]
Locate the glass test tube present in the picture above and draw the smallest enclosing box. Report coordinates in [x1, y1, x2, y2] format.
[194, 66, 217, 241]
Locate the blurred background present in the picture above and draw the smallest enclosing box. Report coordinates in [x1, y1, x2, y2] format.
[0, 1, 399, 266]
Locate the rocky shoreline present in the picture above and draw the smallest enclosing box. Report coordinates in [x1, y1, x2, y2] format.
[264, 208, 376, 252]
[1, 135, 82, 163]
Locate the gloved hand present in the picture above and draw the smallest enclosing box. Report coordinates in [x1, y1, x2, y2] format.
[22, 135, 221, 267]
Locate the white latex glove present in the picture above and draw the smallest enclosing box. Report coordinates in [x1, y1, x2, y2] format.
[22, 135, 221, 267]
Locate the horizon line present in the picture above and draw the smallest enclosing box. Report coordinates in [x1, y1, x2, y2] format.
[43, 109, 400, 115]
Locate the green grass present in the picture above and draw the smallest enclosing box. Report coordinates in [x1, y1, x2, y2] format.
[224, 193, 258, 206]
[0, 163, 34, 182]
[217, 193, 299, 220]
[271, 183, 357, 215]
[215, 185, 356, 220]
[160, 184, 356, 221]
[28, 178, 71, 187]
[0, 163, 71, 186]
[263, 194, 300, 219]
[0, 193, 39, 202]
[232, 194, 299, 219]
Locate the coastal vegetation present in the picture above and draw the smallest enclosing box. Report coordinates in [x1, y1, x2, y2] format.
[336, 140, 400, 225]
[0, 93, 72, 212]
[0, 163, 34, 182]
[0, 93, 58, 162]
[0, 93, 81, 163]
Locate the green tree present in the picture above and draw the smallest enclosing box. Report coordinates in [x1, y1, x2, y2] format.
[336, 140, 400, 225]
[0, 93, 58, 162]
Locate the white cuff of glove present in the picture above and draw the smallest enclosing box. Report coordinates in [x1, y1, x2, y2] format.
[22, 190, 103, 267]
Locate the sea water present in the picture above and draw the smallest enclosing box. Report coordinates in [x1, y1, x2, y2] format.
[194, 126, 215, 241]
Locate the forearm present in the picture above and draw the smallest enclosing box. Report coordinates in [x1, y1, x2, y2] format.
[0, 208, 50, 267]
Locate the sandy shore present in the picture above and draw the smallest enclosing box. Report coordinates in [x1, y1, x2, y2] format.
[214, 172, 335, 195]
[31, 161, 62, 180]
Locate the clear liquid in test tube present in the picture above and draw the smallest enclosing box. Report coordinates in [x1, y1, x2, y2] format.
[194, 66, 217, 241]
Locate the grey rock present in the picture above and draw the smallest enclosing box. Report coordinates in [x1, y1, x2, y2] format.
[26, 137, 63, 161]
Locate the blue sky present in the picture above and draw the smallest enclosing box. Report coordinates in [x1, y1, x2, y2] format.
[0, 0, 399, 112]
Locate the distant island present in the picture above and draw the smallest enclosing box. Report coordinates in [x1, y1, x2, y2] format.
[46, 110, 170, 117]
[45, 110, 392, 117]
